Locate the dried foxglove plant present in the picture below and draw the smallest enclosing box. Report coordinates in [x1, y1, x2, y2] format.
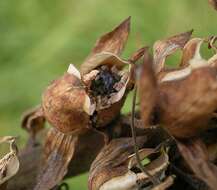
[88, 137, 171, 190]
[0, 136, 19, 186]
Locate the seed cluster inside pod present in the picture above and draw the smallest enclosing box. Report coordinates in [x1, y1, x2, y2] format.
[90, 65, 121, 97]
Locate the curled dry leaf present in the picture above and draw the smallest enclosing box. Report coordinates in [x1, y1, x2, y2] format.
[88, 137, 170, 190]
[21, 105, 45, 138]
[209, 0, 217, 10]
[159, 38, 206, 82]
[153, 30, 193, 73]
[160, 37, 215, 83]
[0, 136, 19, 186]
[177, 139, 217, 190]
[179, 38, 205, 67]
[34, 128, 78, 190]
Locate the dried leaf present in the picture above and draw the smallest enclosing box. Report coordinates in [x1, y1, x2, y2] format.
[209, 0, 217, 10]
[81, 17, 130, 75]
[177, 139, 217, 190]
[21, 105, 45, 138]
[34, 128, 78, 190]
[139, 48, 157, 126]
[0, 136, 19, 186]
[153, 30, 193, 73]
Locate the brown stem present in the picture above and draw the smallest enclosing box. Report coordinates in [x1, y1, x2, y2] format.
[131, 86, 160, 186]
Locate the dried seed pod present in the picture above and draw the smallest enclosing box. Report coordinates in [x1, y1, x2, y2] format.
[157, 36, 217, 137]
[42, 17, 134, 133]
[42, 71, 93, 134]
[0, 136, 19, 186]
[158, 66, 217, 138]
[140, 40, 217, 138]
[88, 137, 170, 190]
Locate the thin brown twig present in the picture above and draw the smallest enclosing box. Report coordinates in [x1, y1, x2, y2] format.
[131, 85, 160, 186]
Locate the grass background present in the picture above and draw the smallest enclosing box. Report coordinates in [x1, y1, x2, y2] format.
[0, 0, 216, 189]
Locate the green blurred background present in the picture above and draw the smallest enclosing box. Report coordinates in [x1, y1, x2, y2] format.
[0, 0, 216, 189]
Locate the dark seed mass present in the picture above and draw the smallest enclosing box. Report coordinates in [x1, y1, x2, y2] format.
[90, 65, 121, 96]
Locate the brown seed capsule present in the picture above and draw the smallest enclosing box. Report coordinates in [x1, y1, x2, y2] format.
[42, 17, 134, 133]
[42, 72, 92, 134]
[140, 42, 217, 138]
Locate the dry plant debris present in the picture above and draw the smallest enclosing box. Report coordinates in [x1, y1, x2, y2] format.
[0, 136, 19, 189]
[3, 15, 217, 190]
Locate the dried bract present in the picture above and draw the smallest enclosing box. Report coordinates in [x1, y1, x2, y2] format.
[139, 49, 157, 126]
[153, 30, 192, 73]
[0, 136, 19, 186]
